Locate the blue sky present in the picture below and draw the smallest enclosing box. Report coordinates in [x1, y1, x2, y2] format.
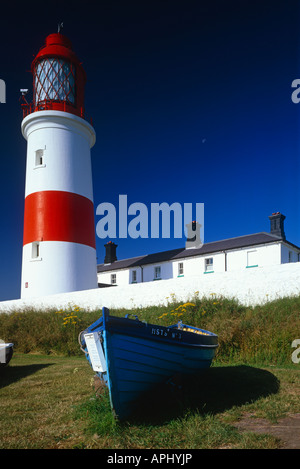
[0, 0, 299, 301]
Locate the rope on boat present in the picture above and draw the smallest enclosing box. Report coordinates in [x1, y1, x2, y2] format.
[78, 331, 89, 354]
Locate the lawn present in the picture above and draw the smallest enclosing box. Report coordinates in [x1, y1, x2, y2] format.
[1, 353, 299, 449]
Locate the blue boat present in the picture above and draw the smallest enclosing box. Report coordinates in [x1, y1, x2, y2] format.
[79, 307, 218, 420]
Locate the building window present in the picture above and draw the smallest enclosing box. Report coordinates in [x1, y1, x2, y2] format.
[247, 250, 258, 268]
[111, 273, 116, 285]
[289, 251, 293, 263]
[205, 257, 213, 273]
[131, 270, 137, 283]
[178, 262, 184, 276]
[31, 242, 40, 259]
[154, 266, 161, 280]
[35, 149, 44, 167]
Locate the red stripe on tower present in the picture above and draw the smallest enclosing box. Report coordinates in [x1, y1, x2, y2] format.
[23, 191, 96, 249]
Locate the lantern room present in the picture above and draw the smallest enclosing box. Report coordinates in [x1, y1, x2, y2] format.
[23, 33, 86, 118]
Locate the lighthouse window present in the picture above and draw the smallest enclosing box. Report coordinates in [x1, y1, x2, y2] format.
[31, 242, 40, 259]
[35, 149, 44, 167]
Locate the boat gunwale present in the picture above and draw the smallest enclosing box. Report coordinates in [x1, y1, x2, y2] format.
[107, 326, 218, 349]
[81, 309, 218, 350]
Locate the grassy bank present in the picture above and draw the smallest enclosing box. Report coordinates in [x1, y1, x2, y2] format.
[1, 294, 299, 365]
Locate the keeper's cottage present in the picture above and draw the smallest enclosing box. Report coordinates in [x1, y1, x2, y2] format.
[97, 212, 300, 287]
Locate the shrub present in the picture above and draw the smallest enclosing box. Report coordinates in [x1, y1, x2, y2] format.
[0, 295, 299, 364]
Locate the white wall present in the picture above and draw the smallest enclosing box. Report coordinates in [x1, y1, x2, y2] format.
[1, 262, 300, 313]
[226, 243, 281, 271]
[98, 268, 129, 286]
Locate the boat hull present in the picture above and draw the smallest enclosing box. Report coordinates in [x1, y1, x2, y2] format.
[104, 330, 216, 419]
[0, 343, 14, 368]
[80, 308, 218, 420]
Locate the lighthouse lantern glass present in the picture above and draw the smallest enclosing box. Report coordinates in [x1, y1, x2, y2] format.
[34, 58, 75, 105]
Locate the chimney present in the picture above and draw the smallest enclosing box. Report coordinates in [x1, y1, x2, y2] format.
[104, 241, 118, 264]
[185, 220, 203, 249]
[268, 212, 286, 240]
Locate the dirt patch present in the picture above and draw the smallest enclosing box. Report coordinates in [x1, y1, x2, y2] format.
[233, 413, 300, 449]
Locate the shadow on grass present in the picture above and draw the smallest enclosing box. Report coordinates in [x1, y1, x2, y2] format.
[0, 363, 53, 389]
[129, 365, 280, 424]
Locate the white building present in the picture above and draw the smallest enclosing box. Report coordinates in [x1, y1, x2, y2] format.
[97, 213, 300, 287]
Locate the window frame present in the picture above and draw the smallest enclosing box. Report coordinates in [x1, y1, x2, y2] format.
[246, 249, 258, 268]
[154, 265, 161, 280]
[131, 269, 137, 283]
[178, 262, 184, 277]
[204, 257, 214, 273]
[31, 242, 42, 261]
[34, 149, 46, 169]
[111, 273, 117, 285]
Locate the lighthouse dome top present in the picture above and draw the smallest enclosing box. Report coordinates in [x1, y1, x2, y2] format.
[24, 32, 87, 118]
[32, 33, 84, 73]
[45, 33, 72, 48]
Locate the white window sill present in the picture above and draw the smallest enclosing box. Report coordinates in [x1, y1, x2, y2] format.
[33, 164, 46, 170]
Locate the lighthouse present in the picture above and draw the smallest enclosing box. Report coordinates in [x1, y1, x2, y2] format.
[20, 32, 98, 298]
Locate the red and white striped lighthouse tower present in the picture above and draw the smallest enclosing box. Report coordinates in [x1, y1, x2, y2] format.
[20, 32, 97, 298]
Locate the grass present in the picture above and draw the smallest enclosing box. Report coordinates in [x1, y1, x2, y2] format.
[0, 354, 93, 449]
[0, 294, 300, 449]
[1, 354, 299, 449]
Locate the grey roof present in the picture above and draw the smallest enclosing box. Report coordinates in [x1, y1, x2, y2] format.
[97, 231, 299, 273]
